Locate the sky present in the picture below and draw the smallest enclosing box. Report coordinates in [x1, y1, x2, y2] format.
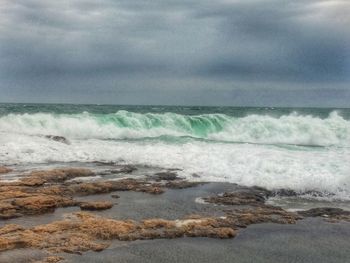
[0, 0, 349, 106]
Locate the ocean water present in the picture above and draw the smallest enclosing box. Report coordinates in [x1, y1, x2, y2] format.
[0, 103, 350, 201]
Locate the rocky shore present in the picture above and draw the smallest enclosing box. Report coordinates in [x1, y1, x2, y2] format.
[0, 165, 349, 262]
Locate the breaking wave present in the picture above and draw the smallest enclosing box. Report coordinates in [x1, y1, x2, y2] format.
[0, 109, 350, 201]
[0, 110, 349, 147]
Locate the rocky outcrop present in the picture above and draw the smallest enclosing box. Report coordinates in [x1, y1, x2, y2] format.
[44, 135, 70, 145]
[0, 203, 303, 257]
[225, 206, 302, 227]
[165, 180, 203, 189]
[99, 165, 138, 175]
[0, 169, 163, 219]
[203, 191, 267, 206]
[68, 179, 164, 195]
[79, 201, 114, 211]
[298, 207, 350, 222]
[0, 212, 237, 255]
[0, 166, 12, 174]
[33, 256, 64, 263]
[0, 167, 324, 262]
[153, 172, 179, 181]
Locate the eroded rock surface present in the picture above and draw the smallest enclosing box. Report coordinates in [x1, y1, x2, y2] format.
[79, 201, 114, 211]
[0, 168, 163, 219]
[99, 165, 138, 175]
[165, 180, 203, 189]
[0, 166, 12, 174]
[203, 191, 267, 206]
[153, 172, 179, 181]
[0, 167, 346, 262]
[298, 207, 350, 222]
[0, 212, 237, 255]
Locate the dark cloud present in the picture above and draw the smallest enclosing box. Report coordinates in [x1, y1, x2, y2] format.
[0, 0, 349, 105]
[194, 0, 350, 82]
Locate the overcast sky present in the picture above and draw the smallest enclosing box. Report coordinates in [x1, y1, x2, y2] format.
[0, 0, 349, 106]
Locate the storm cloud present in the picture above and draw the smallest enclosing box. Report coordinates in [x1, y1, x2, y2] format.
[0, 0, 349, 106]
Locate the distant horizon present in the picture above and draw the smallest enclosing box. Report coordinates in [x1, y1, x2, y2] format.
[0, 101, 349, 110]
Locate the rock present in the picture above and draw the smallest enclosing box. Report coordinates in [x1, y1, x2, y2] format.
[33, 256, 64, 263]
[0, 202, 23, 219]
[298, 207, 348, 217]
[0, 168, 308, 262]
[0, 169, 164, 220]
[165, 181, 202, 189]
[0, 166, 12, 174]
[225, 206, 302, 227]
[69, 179, 164, 195]
[153, 172, 179, 181]
[111, 194, 120, 199]
[5, 168, 96, 187]
[44, 135, 70, 145]
[111, 165, 137, 174]
[79, 201, 114, 211]
[12, 195, 75, 215]
[270, 189, 298, 197]
[99, 165, 138, 176]
[298, 207, 350, 222]
[203, 191, 267, 206]
[270, 189, 332, 198]
[0, 212, 238, 256]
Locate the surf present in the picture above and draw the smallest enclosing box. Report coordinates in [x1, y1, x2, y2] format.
[0, 110, 349, 147]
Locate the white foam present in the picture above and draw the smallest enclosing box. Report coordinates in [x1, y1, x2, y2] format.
[1, 111, 349, 200]
[0, 111, 349, 146]
[0, 132, 349, 200]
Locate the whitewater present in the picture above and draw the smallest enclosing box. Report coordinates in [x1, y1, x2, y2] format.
[0, 104, 349, 200]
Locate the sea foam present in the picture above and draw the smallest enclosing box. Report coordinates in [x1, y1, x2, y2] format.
[0, 110, 349, 146]
[0, 111, 349, 200]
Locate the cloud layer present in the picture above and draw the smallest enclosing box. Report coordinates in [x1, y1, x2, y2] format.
[0, 0, 349, 106]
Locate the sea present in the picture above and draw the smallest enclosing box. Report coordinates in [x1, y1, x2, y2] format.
[0, 103, 349, 208]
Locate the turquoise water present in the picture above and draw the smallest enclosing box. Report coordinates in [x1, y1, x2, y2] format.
[1, 103, 349, 118]
[0, 103, 349, 200]
[0, 103, 349, 146]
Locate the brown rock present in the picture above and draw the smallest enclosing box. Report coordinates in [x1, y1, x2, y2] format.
[26, 168, 94, 184]
[33, 256, 64, 263]
[0, 212, 238, 256]
[69, 179, 164, 195]
[0, 166, 12, 174]
[203, 191, 266, 206]
[225, 206, 302, 227]
[142, 219, 176, 229]
[0, 202, 22, 219]
[0, 168, 164, 220]
[79, 201, 114, 211]
[12, 195, 75, 215]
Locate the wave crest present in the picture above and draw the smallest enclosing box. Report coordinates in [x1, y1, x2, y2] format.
[0, 110, 349, 146]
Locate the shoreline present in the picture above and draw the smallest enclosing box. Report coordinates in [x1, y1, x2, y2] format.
[0, 165, 349, 262]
